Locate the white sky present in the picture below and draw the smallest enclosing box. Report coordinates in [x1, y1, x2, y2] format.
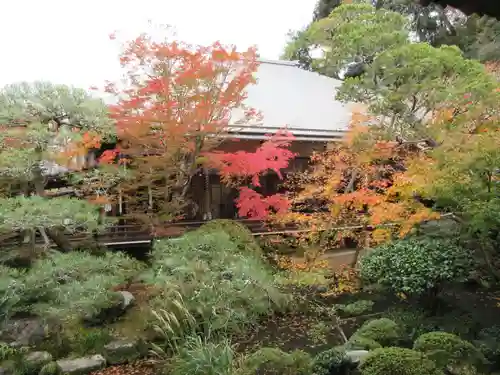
[0, 0, 317, 89]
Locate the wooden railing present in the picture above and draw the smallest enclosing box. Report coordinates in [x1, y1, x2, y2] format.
[0, 219, 297, 249]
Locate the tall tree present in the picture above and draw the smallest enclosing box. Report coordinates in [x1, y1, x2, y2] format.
[274, 110, 439, 265]
[0, 82, 114, 251]
[283, 3, 409, 78]
[336, 43, 496, 139]
[104, 31, 295, 223]
[283, 1, 500, 76]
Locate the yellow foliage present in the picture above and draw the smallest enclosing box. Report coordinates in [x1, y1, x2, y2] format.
[275, 109, 439, 248]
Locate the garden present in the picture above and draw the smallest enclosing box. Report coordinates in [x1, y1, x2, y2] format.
[2, 219, 500, 375]
[1, 1, 500, 374]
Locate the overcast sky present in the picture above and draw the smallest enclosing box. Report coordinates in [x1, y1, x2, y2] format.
[0, 0, 317, 89]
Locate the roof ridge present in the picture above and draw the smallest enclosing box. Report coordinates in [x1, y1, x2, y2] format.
[257, 59, 300, 67]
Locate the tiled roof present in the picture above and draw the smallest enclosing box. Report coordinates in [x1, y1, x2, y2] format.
[229, 59, 352, 141]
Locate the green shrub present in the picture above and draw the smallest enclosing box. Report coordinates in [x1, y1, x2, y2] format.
[333, 300, 374, 317]
[345, 335, 382, 351]
[353, 318, 400, 347]
[143, 230, 290, 332]
[359, 347, 443, 375]
[313, 347, 352, 375]
[169, 336, 235, 375]
[359, 238, 473, 297]
[3, 251, 142, 322]
[414, 332, 485, 369]
[241, 347, 313, 375]
[199, 219, 262, 256]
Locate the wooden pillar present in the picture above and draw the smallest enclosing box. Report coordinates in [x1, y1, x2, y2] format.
[202, 167, 212, 220]
[118, 189, 123, 215]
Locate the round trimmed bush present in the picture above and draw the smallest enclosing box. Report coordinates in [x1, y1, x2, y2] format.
[353, 318, 401, 346]
[359, 347, 443, 375]
[241, 347, 312, 375]
[414, 331, 485, 368]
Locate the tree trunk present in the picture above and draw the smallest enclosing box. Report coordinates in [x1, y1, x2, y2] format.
[45, 227, 73, 252]
[33, 166, 73, 252]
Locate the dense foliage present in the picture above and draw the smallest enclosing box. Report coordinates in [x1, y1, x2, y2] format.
[359, 238, 474, 296]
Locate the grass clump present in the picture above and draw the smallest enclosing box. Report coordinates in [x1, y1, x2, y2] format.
[143, 229, 290, 333]
[168, 336, 235, 375]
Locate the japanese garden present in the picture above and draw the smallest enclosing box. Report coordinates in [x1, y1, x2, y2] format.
[1, 1, 500, 374]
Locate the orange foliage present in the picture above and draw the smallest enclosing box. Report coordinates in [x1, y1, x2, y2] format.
[102, 30, 261, 220]
[102, 30, 295, 222]
[276, 111, 440, 251]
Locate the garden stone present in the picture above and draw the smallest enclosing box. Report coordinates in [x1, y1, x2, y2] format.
[0, 318, 46, 346]
[118, 291, 135, 309]
[346, 350, 370, 364]
[56, 355, 105, 375]
[25, 351, 53, 369]
[83, 291, 135, 326]
[103, 339, 140, 364]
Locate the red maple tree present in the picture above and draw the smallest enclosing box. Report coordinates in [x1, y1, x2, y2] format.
[208, 129, 296, 219]
[99, 30, 295, 222]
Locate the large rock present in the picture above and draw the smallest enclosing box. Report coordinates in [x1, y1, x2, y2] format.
[117, 291, 135, 310]
[103, 339, 140, 365]
[346, 350, 370, 364]
[83, 291, 135, 326]
[0, 318, 47, 346]
[56, 355, 105, 375]
[25, 351, 53, 370]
